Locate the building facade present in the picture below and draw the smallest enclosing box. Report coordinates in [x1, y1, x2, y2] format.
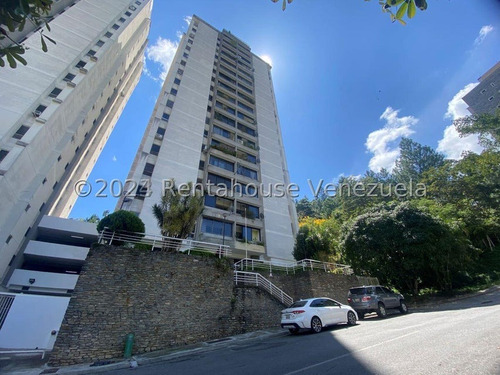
[118, 16, 298, 262]
[463, 61, 500, 115]
[0, 0, 152, 283]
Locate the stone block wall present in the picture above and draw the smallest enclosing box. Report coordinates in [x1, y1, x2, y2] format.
[49, 246, 360, 366]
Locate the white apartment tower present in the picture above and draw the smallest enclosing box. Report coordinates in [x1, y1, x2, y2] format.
[118, 16, 298, 262]
[0, 0, 152, 282]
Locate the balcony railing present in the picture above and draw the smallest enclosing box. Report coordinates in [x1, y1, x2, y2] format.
[234, 258, 353, 275]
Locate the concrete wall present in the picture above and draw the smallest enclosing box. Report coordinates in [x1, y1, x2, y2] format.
[48, 246, 358, 366]
[0, 293, 70, 350]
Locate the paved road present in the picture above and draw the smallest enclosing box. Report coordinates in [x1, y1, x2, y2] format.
[106, 287, 500, 375]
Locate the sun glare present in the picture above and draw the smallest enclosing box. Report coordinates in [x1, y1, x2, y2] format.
[260, 54, 273, 67]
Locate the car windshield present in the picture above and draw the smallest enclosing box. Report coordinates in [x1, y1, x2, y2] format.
[289, 300, 307, 308]
[350, 287, 371, 295]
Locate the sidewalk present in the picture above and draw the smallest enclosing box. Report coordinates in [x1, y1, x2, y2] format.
[1, 328, 287, 375]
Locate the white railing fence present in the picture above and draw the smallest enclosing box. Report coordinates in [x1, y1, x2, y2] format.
[98, 229, 231, 258]
[234, 271, 293, 306]
[234, 258, 353, 275]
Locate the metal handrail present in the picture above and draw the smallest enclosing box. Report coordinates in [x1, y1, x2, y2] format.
[98, 229, 231, 258]
[234, 258, 353, 275]
[234, 271, 293, 306]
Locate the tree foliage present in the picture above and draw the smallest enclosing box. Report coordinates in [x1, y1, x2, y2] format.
[454, 109, 500, 152]
[341, 202, 474, 294]
[152, 181, 204, 239]
[294, 217, 340, 262]
[0, 0, 56, 68]
[97, 210, 146, 239]
[270, 0, 428, 24]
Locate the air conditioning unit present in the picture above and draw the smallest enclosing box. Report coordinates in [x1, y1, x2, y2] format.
[32, 110, 41, 118]
[259, 213, 264, 219]
[90, 56, 98, 62]
[66, 81, 76, 88]
[79, 68, 88, 74]
[154, 134, 163, 140]
[52, 98, 63, 104]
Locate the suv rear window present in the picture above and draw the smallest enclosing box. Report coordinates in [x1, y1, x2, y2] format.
[349, 287, 372, 295]
[289, 300, 307, 308]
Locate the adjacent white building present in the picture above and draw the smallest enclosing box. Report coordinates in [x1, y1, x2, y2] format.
[0, 0, 152, 283]
[117, 16, 298, 262]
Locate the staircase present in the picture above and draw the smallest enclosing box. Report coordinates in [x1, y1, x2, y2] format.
[234, 271, 293, 306]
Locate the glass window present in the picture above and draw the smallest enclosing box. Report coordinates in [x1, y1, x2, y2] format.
[125, 11, 132, 16]
[161, 113, 170, 121]
[236, 225, 260, 241]
[177, 69, 184, 75]
[219, 72, 236, 85]
[207, 173, 232, 189]
[49, 87, 62, 98]
[150, 144, 160, 156]
[35, 104, 47, 114]
[215, 101, 235, 115]
[0, 150, 8, 163]
[209, 155, 234, 172]
[218, 81, 236, 93]
[166, 100, 174, 108]
[96, 40, 104, 47]
[156, 127, 165, 136]
[214, 112, 236, 127]
[213, 125, 233, 140]
[112, 24, 119, 30]
[174, 78, 181, 85]
[170, 88, 177, 96]
[76, 60, 86, 69]
[237, 123, 256, 137]
[119, 17, 126, 23]
[202, 218, 232, 237]
[13, 125, 29, 140]
[143, 163, 155, 176]
[236, 202, 259, 218]
[217, 90, 236, 103]
[237, 101, 253, 114]
[237, 165, 258, 180]
[105, 31, 113, 38]
[205, 195, 233, 211]
[64, 73, 75, 82]
[238, 83, 252, 94]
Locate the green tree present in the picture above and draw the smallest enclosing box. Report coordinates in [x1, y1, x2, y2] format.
[270, 0, 428, 24]
[295, 197, 314, 219]
[393, 137, 445, 184]
[454, 109, 500, 152]
[341, 202, 474, 294]
[0, 0, 56, 68]
[82, 210, 110, 224]
[97, 210, 145, 245]
[294, 217, 341, 262]
[152, 181, 204, 240]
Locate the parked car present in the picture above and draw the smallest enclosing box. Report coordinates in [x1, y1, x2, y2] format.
[347, 285, 408, 319]
[281, 297, 358, 334]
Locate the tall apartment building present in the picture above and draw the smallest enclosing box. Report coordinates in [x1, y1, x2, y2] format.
[463, 61, 500, 115]
[118, 16, 298, 262]
[0, 0, 152, 283]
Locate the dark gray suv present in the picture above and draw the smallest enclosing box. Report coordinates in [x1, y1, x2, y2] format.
[347, 285, 408, 319]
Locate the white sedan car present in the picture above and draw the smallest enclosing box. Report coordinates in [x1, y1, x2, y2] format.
[281, 297, 358, 334]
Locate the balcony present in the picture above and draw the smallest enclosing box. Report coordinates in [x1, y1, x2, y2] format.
[8, 269, 79, 294]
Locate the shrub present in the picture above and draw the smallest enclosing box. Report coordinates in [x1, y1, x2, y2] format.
[97, 210, 145, 236]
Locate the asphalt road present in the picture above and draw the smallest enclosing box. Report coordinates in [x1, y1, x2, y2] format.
[105, 287, 500, 375]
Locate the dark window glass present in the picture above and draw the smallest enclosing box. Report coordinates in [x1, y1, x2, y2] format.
[237, 165, 257, 180]
[64, 73, 75, 82]
[119, 17, 126, 23]
[13, 125, 30, 140]
[209, 155, 234, 172]
[143, 163, 155, 177]
[202, 218, 232, 237]
[76, 60, 86, 68]
[162, 113, 170, 121]
[205, 195, 233, 211]
[213, 125, 233, 140]
[96, 40, 104, 47]
[166, 100, 174, 108]
[170, 88, 177, 96]
[214, 112, 236, 127]
[180, 60, 186, 66]
[87, 49, 96, 56]
[125, 11, 131, 16]
[49, 87, 62, 98]
[112, 24, 119, 30]
[236, 225, 260, 241]
[156, 127, 165, 136]
[105, 31, 113, 38]
[0, 149, 9, 163]
[207, 173, 232, 189]
[35, 104, 47, 114]
[177, 69, 184, 75]
[174, 78, 181, 85]
[150, 144, 160, 156]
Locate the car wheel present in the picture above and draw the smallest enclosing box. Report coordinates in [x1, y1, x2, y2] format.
[310, 316, 323, 333]
[347, 311, 357, 326]
[288, 327, 299, 334]
[377, 303, 387, 318]
[399, 301, 409, 314]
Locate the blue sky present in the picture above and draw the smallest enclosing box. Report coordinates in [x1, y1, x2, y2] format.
[70, 0, 500, 220]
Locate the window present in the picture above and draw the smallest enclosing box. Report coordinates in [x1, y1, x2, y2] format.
[238, 123, 256, 137]
[112, 24, 119, 30]
[237, 135, 256, 149]
[13, 125, 29, 140]
[150, 144, 160, 156]
[219, 72, 236, 85]
[488, 96, 494, 101]
[156, 127, 165, 136]
[215, 101, 235, 115]
[174, 78, 181, 85]
[183, 52, 189, 58]
[129, 5, 136, 10]
[166, 100, 174, 108]
[96, 40, 104, 47]
[199, 160, 205, 170]
[209, 155, 234, 172]
[0, 150, 9, 163]
[34, 104, 47, 115]
[143, 163, 155, 176]
[238, 76, 253, 87]
[170, 88, 178, 96]
[87, 49, 96, 56]
[119, 17, 126, 23]
[238, 83, 253, 94]
[213, 125, 233, 140]
[180, 60, 186, 66]
[202, 218, 232, 237]
[135, 1, 141, 5]
[161, 113, 170, 121]
[76, 60, 86, 69]
[237, 165, 258, 180]
[105, 31, 113, 38]
[177, 69, 184, 75]
[220, 64, 236, 76]
[207, 173, 232, 189]
[218, 81, 236, 93]
[234, 182, 258, 197]
[186, 45, 191, 51]
[187, 39, 193, 44]
[238, 101, 253, 114]
[236, 225, 260, 242]
[217, 90, 236, 104]
[214, 112, 236, 127]
[205, 195, 233, 211]
[49, 87, 62, 98]
[125, 11, 132, 16]
[236, 202, 259, 218]
[237, 91, 254, 104]
[63, 73, 76, 82]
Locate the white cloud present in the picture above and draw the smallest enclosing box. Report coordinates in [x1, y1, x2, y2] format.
[146, 36, 180, 82]
[184, 16, 192, 26]
[366, 107, 418, 172]
[474, 25, 494, 45]
[437, 83, 483, 159]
